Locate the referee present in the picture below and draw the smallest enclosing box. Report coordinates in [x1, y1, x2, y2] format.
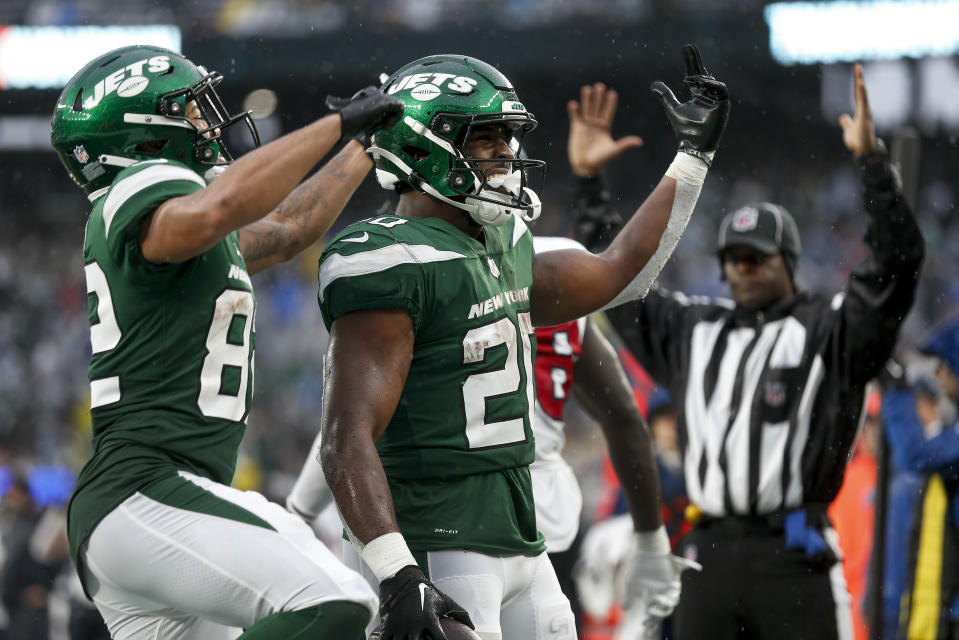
[572, 64, 923, 639]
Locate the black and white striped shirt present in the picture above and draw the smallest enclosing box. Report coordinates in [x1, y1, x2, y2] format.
[585, 154, 923, 518]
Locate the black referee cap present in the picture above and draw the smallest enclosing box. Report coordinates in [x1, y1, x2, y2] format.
[718, 203, 801, 260]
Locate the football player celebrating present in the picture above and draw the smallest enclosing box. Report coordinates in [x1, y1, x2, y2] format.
[317, 47, 729, 639]
[528, 82, 700, 640]
[51, 45, 402, 639]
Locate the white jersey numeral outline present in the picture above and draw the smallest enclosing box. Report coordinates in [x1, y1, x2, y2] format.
[84, 260, 254, 420]
[461, 312, 534, 449]
[197, 289, 255, 421]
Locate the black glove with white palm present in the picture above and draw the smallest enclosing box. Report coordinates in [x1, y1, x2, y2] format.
[325, 85, 404, 148]
[651, 43, 730, 167]
[372, 564, 474, 640]
[620, 525, 701, 639]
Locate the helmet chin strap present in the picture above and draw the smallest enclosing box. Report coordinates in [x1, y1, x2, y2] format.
[203, 164, 227, 184]
[368, 145, 542, 227]
[471, 187, 542, 227]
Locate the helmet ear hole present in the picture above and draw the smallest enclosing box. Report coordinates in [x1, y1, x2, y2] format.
[135, 140, 168, 154]
[402, 145, 430, 162]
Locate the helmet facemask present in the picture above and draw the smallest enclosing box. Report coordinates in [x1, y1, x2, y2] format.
[157, 68, 260, 166]
[442, 113, 545, 226]
[117, 68, 260, 184]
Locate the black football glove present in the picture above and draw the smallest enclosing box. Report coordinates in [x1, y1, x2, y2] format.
[375, 565, 473, 640]
[651, 43, 730, 166]
[325, 86, 404, 146]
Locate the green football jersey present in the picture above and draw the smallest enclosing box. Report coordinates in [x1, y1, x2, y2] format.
[318, 213, 544, 556]
[68, 159, 256, 565]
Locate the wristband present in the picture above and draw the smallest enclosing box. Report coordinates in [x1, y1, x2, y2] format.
[634, 525, 671, 554]
[360, 532, 418, 582]
[665, 151, 710, 186]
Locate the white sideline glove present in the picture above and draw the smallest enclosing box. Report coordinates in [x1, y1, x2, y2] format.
[573, 514, 635, 619]
[622, 526, 701, 638]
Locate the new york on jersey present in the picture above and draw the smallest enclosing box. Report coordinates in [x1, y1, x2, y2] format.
[318, 214, 543, 556]
[68, 159, 256, 566]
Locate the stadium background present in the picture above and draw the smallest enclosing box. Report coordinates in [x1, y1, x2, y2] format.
[0, 1, 955, 635]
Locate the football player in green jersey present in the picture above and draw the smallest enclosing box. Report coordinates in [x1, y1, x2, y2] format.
[314, 47, 729, 640]
[51, 44, 403, 639]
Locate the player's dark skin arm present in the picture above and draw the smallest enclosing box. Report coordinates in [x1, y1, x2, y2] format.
[572, 321, 662, 531]
[239, 141, 372, 275]
[529, 177, 677, 327]
[139, 113, 343, 264]
[320, 308, 415, 543]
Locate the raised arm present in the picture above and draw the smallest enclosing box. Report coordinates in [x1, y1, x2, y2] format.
[530, 44, 729, 326]
[239, 139, 371, 275]
[140, 88, 402, 265]
[835, 64, 924, 386]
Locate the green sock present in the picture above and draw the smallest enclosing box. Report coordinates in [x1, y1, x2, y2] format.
[238, 600, 371, 639]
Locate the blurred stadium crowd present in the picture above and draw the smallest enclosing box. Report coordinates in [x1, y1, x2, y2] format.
[0, 0, 771, 36]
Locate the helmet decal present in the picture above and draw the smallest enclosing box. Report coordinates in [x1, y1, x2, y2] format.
[387, 73, 479, 97]
[81, 56, 171, 109]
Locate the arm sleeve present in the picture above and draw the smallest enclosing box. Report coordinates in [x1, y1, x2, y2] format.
[883, 388, 959, 473]
[837, 147, 925, 386]
[600, 180, 701, 310]
[571, 172, 701, 309]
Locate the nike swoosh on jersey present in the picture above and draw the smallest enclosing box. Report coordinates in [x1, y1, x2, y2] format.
[418, 583, 428, 610]
[342, 232, 369, 243]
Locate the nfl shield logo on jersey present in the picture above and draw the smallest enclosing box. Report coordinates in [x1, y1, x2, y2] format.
[732, 207, 759, 231]
[487, 257, 500, 278]
[764, 381, 786, 407]
[73, 145, 89, 164]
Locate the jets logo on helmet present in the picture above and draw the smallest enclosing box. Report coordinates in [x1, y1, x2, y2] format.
[369, 54, 545, 227]
[387, 73, 478, 97]
[51, 45, 260, 201]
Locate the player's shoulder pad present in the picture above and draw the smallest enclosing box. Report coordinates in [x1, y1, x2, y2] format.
[109, 158, 203, 192]
[532, 235, 589, 255]
[319, 214, 468, 296]
[101, 158, 205, 240]
[321, 214, 425, 260]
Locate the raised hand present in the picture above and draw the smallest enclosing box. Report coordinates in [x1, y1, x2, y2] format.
[651, 43, 730, 165]
[567, 82, 643, 177]
[326, 86, 404, 144]
[839, 63, 878, 157]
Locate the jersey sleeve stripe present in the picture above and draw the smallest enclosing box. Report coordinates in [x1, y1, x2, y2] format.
[319, 243, 465, 301]
[102, 165, 206, 239]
